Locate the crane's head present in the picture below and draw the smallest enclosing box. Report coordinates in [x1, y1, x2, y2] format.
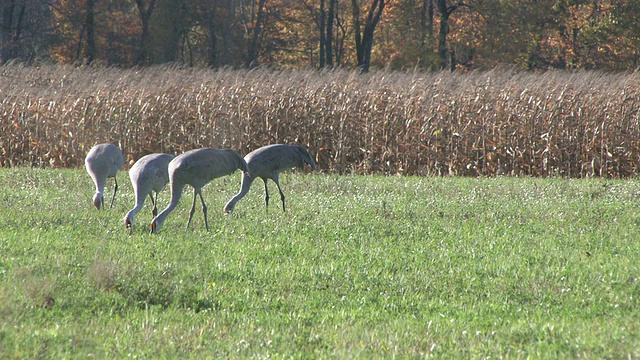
[93, 193, 103, 210]
[150, 217, 164, 234]
[304, 153, 317, 171]
[223, 200, 235, 214]
[296, 146, 317, 170]
[124, 214, 134, 235]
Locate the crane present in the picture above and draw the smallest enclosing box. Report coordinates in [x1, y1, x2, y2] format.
[150, 148, 249, 233]
[84, 143, 125, 210]
[124, 153, 175, 233]
[223, 144, 316, 213]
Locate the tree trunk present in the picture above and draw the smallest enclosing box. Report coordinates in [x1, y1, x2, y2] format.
[435, 0, 458, 70]
[301, 0, 335, 69]
[135, 0, 157, 65]
[12, 2, 25, 58]
[219, 0, 234, 66]
[319, 0, 326, 68]
[326, 0, 335, 68]
[2, 0, 26, 63]
[208, 23, 218, 67]
[420, 0, 433, 47]
[334, 3, 347, 66]
[246, 0, 268, 68]
[1, 0, 16, 63]
[352, 0, 362, 67]
[85, 0, 96, 64]
[427, 0, 434, 38]
[352, 0, 385, 73]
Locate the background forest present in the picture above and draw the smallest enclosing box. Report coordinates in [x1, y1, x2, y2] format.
[2, 0, 640, 71]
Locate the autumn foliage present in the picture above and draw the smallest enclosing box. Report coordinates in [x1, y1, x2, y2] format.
[1, 64, 640, 177]
[3, 1, 640, 71]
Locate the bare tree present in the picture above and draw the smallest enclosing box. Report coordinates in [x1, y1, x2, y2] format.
[135, 0, 157, 65]
[205, 6, 219, 67]
[325, 0, 336, 68]
[84, 0, 96, 63]
[351, 0, 384, 73]
[244, 0, 268, 68]
[1, 0, 26, 63]
[298, 0, 337, 69]
[434, 0, 464, 70]
[319, 0, 326, 67]
[421, 0, 434, 47]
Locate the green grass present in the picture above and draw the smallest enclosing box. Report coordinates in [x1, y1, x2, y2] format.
[0, 167, 639, 358]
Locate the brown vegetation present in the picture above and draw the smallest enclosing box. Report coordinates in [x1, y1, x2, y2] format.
[1, 64, 639, 177]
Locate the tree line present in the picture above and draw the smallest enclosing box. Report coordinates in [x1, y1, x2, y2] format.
[2, 0, 639, 72]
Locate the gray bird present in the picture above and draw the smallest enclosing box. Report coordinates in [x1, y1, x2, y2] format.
[150, 148, 249, 233]
[84, 143, 125, 210]
[124, 153, 175, 233]
[223, 144, 317, 214]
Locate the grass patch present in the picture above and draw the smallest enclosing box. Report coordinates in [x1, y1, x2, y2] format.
[0, 167, 639, 358]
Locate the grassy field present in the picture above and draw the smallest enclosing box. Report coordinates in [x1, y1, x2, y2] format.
[0, 167, 639, 358]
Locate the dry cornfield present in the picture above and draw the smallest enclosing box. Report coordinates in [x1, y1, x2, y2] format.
[1, 63, 640, 177]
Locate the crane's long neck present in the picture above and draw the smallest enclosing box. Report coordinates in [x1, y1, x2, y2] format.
[91, 172, 106, 195]
[151, 180, 185, 232]
[92, 177, 106, 209]
[124, 190, 147, 226]
[224, 173, 254, 213]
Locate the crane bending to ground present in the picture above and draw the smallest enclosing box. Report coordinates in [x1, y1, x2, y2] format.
[84, 143, 125, 210]
[223, 144, 317, 214]
[124, 153, 175, 233]
[150, 148, 249, 233]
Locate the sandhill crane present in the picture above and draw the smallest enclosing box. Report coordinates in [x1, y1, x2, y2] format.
[223, 144, 316, 214]
[84, 143, 125, 210]
[150, 148, 249, 234]
[124, 153, 175, 233]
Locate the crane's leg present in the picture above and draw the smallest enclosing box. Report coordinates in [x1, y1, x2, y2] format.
[109, 178, 119, 208]
[262, 178, 270, 212]
[186, 188, 198, 230]
[150, 192, 158, 217]
[273, 178, 286, 212]
[199, 192, 209, 231]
